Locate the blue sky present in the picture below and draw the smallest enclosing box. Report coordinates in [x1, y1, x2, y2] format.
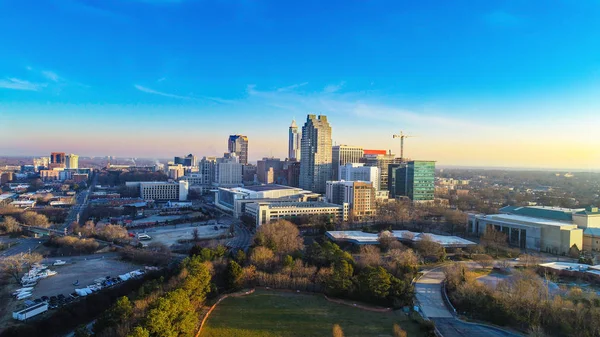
[1, 0, 599, 169]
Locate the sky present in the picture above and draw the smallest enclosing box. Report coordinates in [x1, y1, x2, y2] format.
[0, 0, 599, 170]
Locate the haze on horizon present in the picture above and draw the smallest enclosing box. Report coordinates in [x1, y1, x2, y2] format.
[1, 0, 599, 170]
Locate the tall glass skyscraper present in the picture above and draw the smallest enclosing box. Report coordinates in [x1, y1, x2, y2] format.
[299, 114, 332, 193]
[389, 160, 435, 201]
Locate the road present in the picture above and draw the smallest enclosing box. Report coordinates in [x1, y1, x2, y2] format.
[227, 222, 252, 252]
[61, 173, 97, 230]
[0, 238, 43, 258]
[415, 265, 523, 337]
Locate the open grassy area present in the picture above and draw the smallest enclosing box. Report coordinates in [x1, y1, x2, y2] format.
[201, 289, 425, 337]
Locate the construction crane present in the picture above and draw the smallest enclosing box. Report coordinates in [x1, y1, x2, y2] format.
[392, 131, 414, 162]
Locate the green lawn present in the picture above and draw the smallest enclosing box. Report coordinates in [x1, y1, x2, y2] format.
[200, 289, 424, 337]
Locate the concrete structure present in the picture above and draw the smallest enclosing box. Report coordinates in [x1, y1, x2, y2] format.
[228, 135, 249, 165]
[246, 201, 348, 227]
[388, 161, 435, 201]
[65, 154, 79, 169]
[338, 163, 379, 190]
[215, 184, 319, 217]
[167, 163, 184, 180]
[288, 119, 301, 161]
[0, 171, 14, 184]
[10, 200, 36, 208]
[256, 157, 284, 184]
[32, 157, 50, 171]
[326, 180, 376, 221]
[127, 181, 189, 201]
[40, 169, 61, 181]
[362, 150, 399, 191]
[299, 114, 332, 193]
[50, 152, 66, 165]
[214, 154, 243, 187]
[332, 145, 363, 180]
[326, 230, 476, 247]
[467, 205, 600, 254]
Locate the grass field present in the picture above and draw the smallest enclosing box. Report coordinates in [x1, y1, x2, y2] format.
[200, 289, 425, 337]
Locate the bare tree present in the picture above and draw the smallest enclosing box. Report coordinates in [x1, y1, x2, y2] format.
[192, 228, 200, 242]
[0, 216, 22, 233]
[332, 324, 344, 337]
[358, 245, 381, 269]
[378, 231, 396, 252]
[250, 246, 276, 271]
[521, 254, 541, 268]
[415, 234, 445, 262]
[20, 211, 50, 228]
[1, 253, 43, 283]
[473, 254, 494, 269]
[393, 324, 407, 337]
[255, 220, 303, 255]
[480, 227, 507, 257]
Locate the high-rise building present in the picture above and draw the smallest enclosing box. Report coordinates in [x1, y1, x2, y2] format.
[339, 163, 379, 190]
[388, 161, 435, 201]
[284, 160, 301, 187]
[326, 180, 376, 221]
[256, 157, 284, 184]
[332, 145, 364, 180]
[174, 154, 197, 167]
[228, 135, 249, 165]
[65, 154, 79, 169]
[299, 114, 332, 193]
[363, 150, 400, 191]
[50, 152, 66, 169]
[199, 156, 217, 185]
[214, 153, 243, 187]
[33, 157, 50, 171]
[288, 120, 301, 161]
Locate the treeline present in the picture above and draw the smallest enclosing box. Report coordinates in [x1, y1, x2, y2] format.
[445, 263, 600, 337]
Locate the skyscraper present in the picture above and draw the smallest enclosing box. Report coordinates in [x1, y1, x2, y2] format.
[363, 150, 400, 190]
[332, 145, 363, 180]
[65, 154, 79, 169]
[50, 152, 66, 169]
[388, 161, 435, 201]
[228, 135, 249, 165]
[288, 120, 301, 161]
[299, 114, 332, 193]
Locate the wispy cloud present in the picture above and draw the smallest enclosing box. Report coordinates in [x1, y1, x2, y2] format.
[134, 84, 192, 99]
[157, 77, 166, 83]
[0, 78, 45, 91]
[277, 82, 308, 92]
[323, 81, 345, 93]
[484, 11, 520, 27]
[42, 71, 61, 82]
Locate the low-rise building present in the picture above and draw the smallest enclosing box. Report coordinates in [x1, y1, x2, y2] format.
[126, 181, 189, 201]
[245, 201, 348, 227]
[10, 200, 36, 208]
[326, 180, 376, 221]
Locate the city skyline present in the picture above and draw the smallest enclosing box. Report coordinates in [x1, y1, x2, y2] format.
[1, 0, 599, 169]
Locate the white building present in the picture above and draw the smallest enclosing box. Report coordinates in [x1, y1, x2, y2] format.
[245, 201, 348, 227]
[338, 163, 379, 190]
[300, 114, 332, 193]
[326, 180, 376, 220]
[65, 154, 79, 169]
[288, 119, 301, 161]
[214, 154, 243, 187]
[127, 181, 189, 201]
[167, 163, 184, 180]
[332, 145, 363, 180]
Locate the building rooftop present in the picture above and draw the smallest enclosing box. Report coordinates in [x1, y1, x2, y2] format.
[0, 193, 16, 201]
[486, 213, 576, 228]
[500, 205, 585, 222]
[584, 228, 600, 236]
[326, 230, 475, 247]
[241, 184, 296, 192]
[576, 206, 600, 215]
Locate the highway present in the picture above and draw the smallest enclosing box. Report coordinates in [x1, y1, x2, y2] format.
[0, 238, 43, 258]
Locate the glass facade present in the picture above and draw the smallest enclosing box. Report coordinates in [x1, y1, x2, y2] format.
[407, 161, 435, 201]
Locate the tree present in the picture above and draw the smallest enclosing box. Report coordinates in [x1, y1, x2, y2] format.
[480, 227, 507, 257]
[283, 255, 294, 268]
[235, 249, 247, 264]
[378, 231, 396, 252]
[0, 216, 21, 234]
[128, 327, 150, 337]
[415, 235, 445, 262]
[20, 211, 50, 228]
[73, 325, 91, 337]
[0, 253, 43, 283]
[473, 254, 494, 269]
[93, 296, 133, 335]
[227, 260, 243, 290]
[568, 244, 580, 259]
[255, 220, 303, 255]
[250, 246, 275, 271]
[387, 248, 418, 276]
[325, 260, 354, 296]
[443, 209, 467, 235]
[332, 324, 344, 337]
[393, 324, 407, 337]
[192, 228, 199, 241]
[357, 266, 392, 301]
[145, 289, 198, 337]
[358, 245, 381, 269]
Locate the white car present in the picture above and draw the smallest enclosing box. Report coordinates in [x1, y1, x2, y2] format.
[53, 260, 66, 266]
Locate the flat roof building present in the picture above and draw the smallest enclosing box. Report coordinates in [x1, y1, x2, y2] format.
[326, 230, 476, 247]
[246, 201, 348, 227]
[126, 181, 188, 201]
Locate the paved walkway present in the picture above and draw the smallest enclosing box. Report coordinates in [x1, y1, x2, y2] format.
[415, 266, 523, 337]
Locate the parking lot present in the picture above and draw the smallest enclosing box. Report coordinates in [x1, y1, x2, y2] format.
[136, 223, 230, 247]
[29, 256, 139, 300]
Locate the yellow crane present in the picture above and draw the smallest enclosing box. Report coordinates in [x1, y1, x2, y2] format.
[392, 131, 414, 162]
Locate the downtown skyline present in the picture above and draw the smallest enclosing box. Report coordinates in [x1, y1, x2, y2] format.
[1, 0, 599, 170]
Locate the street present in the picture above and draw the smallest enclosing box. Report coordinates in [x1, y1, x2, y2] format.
[61, 173, 97, 230]
[0, 237, 42, 258]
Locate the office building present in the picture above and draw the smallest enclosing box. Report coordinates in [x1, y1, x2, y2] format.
[242, 164, 257, 184]
[326, 180, 376, 221]
[174, 154, 197, 167]
[228, 135, 249, 165]
[468, 206, 600, 254]
[50, 152, 66, 169]
[338, 163, 379, 190]
[299, 114, 332, 193]
[126, 181, 189, 201]
[65, 154, 79, 169]
[33, 157, 50, 171]
[362, 150, 399, 191]
[256, 157, 284, 184]
[288, 119, 301, 160]
[0, 172, 14, 184]
[214, 154, 243, 187]
[284, 160, 301, 187]
[388, 161, 435, 201]
[245, 201, 348, 227]
[40, 169, 61, 181]
[166, 164, 184, 180]
[332, 145, 363, 180]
